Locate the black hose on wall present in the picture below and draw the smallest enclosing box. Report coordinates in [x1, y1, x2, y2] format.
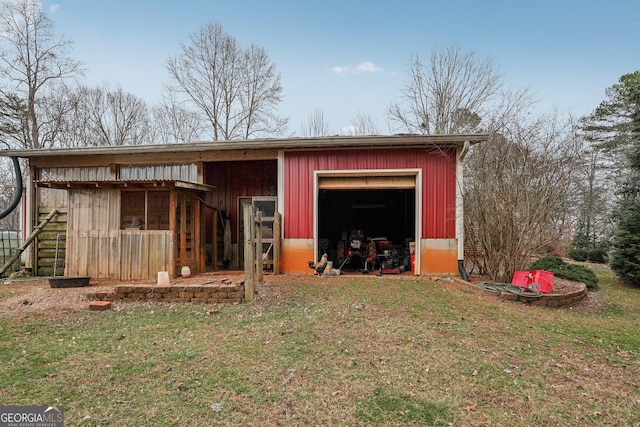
[458, 259, 469, 282]
[0, 157, 23, 220]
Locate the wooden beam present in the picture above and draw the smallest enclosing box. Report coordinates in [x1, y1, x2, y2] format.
[180, 194, 187, 268]
[243, 206, 255, 302]
[169, 190, 177, 278]
[256, 210, 263, 282]
[35, 179, 214, 192]
[212, 208, 218, 271]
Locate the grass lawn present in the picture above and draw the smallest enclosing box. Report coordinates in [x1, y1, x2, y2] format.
[0, 269, 639, 426]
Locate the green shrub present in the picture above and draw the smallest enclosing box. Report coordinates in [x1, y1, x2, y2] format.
[568, 248, 588, 262]
[568, 248, 608, 264]
[529, 255, 599, 290]
[586, 248, 608, 264]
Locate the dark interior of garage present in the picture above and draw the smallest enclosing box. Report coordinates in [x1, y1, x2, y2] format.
[317, 189, 415, 273]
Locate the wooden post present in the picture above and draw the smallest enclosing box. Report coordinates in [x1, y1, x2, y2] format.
[243, 206, 255, 302]
[179, 194, 187, 268]
[212, 208, 218, 271]
[273, 212, 281, 275]
[195, 196, 203, 275]
[255, 210, 263, 282]
[169, 191, 177, 279]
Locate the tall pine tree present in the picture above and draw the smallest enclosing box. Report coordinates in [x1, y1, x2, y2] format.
[609, 81, 640, 285]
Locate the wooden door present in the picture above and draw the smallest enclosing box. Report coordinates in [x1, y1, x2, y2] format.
[175, 193, 200, 275]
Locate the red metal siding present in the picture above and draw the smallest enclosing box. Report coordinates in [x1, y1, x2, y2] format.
[284, 148, 457, 239]
[284, 153, 314, 239]
[204, 160, 277, 242]
[423, 153, 457, 238]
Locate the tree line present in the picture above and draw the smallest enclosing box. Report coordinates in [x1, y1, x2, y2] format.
[0, 0, 638, 285]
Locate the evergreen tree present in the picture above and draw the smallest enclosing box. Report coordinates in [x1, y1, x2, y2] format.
[0, 93, 24, 145]
[609, 81, 640, 285]
[573, 72, 640, 254]
[580, 71, 640, 152]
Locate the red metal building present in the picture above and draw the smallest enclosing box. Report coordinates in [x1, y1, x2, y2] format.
[2, 134, 487, 280]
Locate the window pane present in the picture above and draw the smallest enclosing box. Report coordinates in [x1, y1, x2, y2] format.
[121, 191, 145, 229]
[148, 192, 170, 230]
[120, 190, 170, 230]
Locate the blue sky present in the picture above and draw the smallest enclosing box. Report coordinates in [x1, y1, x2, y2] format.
[45, 0, 640, 136]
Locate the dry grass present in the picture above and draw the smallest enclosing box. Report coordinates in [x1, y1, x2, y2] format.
[0, 270, 638, 426]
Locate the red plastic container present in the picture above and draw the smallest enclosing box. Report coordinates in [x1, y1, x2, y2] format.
[511, 271, 533, 287]
[531, 270, 554, 293]
[510, 270, 554, 293]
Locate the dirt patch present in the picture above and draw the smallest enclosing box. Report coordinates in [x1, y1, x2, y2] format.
[550, 276, 585, 294]
[0, 272, 599, 316]
[0, 278, 117, 316]
[564, 283, 605, 312]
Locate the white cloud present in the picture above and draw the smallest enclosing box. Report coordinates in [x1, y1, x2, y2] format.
[331, 66, 350, 76]
[354, 61, 382, 74]
[49, 4, 61, 14]
[330, 61, 383, 76]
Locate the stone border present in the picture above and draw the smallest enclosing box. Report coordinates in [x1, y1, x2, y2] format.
[453, 278, 587, 308]
[87, 282, 245, 305]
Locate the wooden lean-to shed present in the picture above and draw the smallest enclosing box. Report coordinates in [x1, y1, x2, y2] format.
[2, 134, 487, 280]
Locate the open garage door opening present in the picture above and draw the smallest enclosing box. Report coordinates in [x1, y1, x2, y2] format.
[317, 188, 416, 274]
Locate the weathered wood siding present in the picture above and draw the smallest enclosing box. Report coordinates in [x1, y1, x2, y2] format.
[38, 187, 68, 207]
[120, 230, 173, 280]
[36, 206, 68, 276]
[65, 188, 173, 280]
[66, 189, 120, 279]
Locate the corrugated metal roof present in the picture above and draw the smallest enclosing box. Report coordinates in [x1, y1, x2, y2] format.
[0, 134, 488, 158]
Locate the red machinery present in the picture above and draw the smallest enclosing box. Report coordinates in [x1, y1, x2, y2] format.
[336, 231, 404, 275]
[372, 238, 402, 275]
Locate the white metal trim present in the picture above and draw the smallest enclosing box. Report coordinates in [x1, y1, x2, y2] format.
[277, 150, 285, 239]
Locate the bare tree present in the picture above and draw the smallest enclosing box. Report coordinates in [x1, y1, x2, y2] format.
[301, 108, 331, 137]
[388, 46, 579, 281]
[240, 43, 288, 138]
[464, 109, 583, 282]
[387, 46, 500, 135]
[33, 81, 83, 148]
[165, 21, 287, 141]
[569, 144, 615, 249]
[345, 112, 379, 136]
[0, 0, 83, 149]
[152, 89, 205, 144]
[57, 84, 152, 147]
[388, 48, 583, 281]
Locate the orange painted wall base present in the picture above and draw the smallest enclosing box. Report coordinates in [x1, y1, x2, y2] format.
[419, 239, 458, 275]
[280, 238, 460, 276]
[281, 239, 315, 275]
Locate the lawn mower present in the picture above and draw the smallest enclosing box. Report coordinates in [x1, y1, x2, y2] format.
[372, 237, 402, 275]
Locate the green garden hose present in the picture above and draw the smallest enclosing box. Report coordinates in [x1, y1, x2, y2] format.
[474, 282, 544, 298]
